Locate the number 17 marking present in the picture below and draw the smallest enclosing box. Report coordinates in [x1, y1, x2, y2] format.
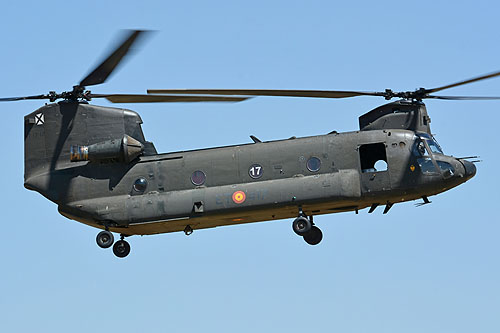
[249, 164, 263, 179]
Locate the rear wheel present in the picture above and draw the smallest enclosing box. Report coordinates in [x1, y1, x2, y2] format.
[303, 226, 323, 245]
[113, 240, 131, 258]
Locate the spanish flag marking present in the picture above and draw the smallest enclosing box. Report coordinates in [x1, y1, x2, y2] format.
[232, 191, 246, 204]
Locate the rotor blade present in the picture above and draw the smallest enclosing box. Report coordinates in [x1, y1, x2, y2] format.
[147, 89, 385, 99]
[426, 95, 500, 100]
[426, 70, 500, 94]
[0, 94, 49, 102]
[90, 94, 250, 103]
[80, 30, 150, 87]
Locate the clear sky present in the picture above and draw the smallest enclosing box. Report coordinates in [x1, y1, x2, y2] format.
[0, 1, 499, 332]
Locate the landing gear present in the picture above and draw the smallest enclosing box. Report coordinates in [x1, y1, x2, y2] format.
[96, 229, 131, 258]
[184, 225, 193, 236]
[113, 239, 131, 258]
[96, 230, 114, 248]
[292, 210, 323, 245]
[303, 226, 323, 245]
[292, 216, 312, 235]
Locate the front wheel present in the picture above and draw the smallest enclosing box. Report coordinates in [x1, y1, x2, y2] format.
[292, 216, 312, 236]
[96, 231, 114, 249]
[303, 226, 323, 245]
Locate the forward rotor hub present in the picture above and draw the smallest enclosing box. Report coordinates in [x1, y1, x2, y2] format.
[383, 87, 428, 101]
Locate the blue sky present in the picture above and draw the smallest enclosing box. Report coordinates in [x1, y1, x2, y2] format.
[0, 1, 499, 332]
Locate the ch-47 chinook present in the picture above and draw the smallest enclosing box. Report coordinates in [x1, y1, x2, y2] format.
[2, 30, 497, 258]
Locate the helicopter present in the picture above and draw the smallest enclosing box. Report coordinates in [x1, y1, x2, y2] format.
[2, 30, 497, 258]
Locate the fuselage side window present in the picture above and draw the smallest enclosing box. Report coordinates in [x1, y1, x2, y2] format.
[306, 157, 321, 172]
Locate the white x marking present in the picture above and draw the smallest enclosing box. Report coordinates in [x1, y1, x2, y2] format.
[35, 113, 44, 125]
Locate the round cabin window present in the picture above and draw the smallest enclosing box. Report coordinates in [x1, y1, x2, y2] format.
[133, 178, 148, 192]
[191, 170, 206, 186]
[306, 157, 321, 172]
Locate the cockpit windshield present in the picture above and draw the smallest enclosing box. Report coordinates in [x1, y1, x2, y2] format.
[413, 133, 451, 178]
[426, 138, 443, 154]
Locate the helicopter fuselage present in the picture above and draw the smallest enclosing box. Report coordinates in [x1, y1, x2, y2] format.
[23, 101, 475, 236]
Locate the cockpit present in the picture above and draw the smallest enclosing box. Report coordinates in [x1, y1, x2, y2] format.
[413, 133, 455, 178]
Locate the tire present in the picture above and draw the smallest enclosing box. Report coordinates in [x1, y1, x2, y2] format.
[113, 240, 131, 258]
[292, 216, 312, 236]
[303, 226, 323, 246]
[96, 231, 114, 248]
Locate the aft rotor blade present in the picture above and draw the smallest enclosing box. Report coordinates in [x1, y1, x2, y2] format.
[147, 89, 385, 99]
[0, 94, 49, 102]
[80, 30, 150, 87]
[426, 70, 500, 94]
[90, 94, 250, 103]
[426, 95, 500, 100]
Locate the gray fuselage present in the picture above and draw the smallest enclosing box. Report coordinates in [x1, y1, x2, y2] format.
[24, 102, 475, 235]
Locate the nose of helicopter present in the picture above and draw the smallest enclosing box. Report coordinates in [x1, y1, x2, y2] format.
[461, 160, 477, 180]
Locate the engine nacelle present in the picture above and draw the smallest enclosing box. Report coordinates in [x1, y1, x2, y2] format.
[70, 135, 144, 163]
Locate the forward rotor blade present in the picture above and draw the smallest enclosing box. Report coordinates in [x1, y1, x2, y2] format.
[426, 70, 500, 94]
[0, 94, 49, 102]
[90, 94, 250, 103]
[80, 30, 150, 87]
[426, 95, 500, 100]
[147, 89, 385, 99]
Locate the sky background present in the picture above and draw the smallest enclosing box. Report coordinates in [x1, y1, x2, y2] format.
[0, 1, 499, 332]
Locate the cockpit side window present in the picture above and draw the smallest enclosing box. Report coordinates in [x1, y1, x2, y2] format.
[413, 139, 429, 157]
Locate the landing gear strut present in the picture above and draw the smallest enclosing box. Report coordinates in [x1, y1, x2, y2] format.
[292, 209, 323, 245]
[184, 225, 193, 236]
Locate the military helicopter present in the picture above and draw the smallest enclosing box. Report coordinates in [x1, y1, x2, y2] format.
[2, 30, 497, 258]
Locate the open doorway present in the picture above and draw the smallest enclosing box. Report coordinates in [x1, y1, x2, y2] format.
[359, 143, 388, 173]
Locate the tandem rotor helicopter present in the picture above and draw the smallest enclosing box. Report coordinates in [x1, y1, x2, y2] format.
[2, 30, 498, 258]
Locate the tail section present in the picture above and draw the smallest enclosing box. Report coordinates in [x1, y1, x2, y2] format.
[24, 101, 156, 203]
